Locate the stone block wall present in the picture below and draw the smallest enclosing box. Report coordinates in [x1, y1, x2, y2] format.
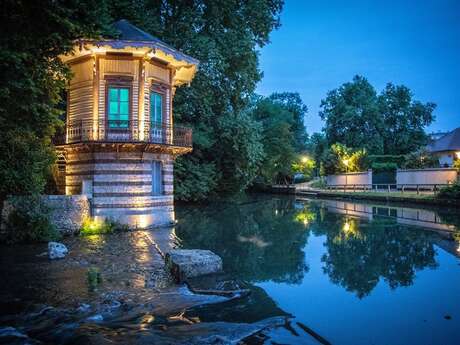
[43, 195, 90, 234]
[2, 195, 90, 235]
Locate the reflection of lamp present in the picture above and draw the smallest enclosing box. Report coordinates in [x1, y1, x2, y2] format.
[457, 243, 460, 253]
[303, 219, 309, 226]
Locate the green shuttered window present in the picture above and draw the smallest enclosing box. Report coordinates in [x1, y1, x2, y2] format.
[108, 87, 129, 129]
[150, 92, 163, 126]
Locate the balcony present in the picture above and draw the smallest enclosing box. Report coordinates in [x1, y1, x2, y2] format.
[54, 119, 192, 148]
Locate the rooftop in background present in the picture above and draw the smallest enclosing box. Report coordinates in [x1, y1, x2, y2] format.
[427, 127, 460, 153]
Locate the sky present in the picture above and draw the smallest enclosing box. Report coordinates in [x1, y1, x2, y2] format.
[256, 0, 460, 135]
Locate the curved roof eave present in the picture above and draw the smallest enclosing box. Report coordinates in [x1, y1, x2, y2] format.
[83, 39, 199, 66]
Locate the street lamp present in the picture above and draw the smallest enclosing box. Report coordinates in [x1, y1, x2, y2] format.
[343, 158, 350, 173]
[301, 156, 309, 163]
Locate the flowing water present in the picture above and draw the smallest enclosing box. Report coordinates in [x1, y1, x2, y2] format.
[1, 195, 460, 344]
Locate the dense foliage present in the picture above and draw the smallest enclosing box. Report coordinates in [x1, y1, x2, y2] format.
[319, 75, 435, 155]
[437, 183, 460, 200]
[0, 0, 110, 208]
[250, 93, 308, 185]
[321, 143, 368, 175]
[2, 196, 59, 244]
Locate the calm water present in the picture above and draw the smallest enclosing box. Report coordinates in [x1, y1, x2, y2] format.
[174, 195, 460, 345]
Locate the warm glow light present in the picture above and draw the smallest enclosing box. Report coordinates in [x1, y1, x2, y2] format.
[343, 159, 350, 167]
[457, 243, 460, 253]
[301, 156, 309, 163]
[456, 152, 460, 159]
[343, 221, 351, 232]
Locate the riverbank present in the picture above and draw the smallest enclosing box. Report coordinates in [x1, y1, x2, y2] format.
[310, 190, 460, 208]
[269, 184, 460, 208]
[0, 228, 289, 344]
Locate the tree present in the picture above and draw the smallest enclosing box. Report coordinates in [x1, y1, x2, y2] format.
[319, 76, 436, 158]
[319, 75, 383, 154]
[321, 143, 368, 175]
[268, 92, 308, 151]
[107, 0, 284, 199]
[0, 0, 111, 208]
[250, 93, 308, 185]
[378, 83, 436, 154]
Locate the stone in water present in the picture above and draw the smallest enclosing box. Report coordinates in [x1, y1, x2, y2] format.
[165, 249, 223, 282]
[48, 242, 68, 260]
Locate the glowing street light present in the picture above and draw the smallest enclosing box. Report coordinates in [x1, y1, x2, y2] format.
[343, 158, 350, 173]
[301, 156, 309, 163]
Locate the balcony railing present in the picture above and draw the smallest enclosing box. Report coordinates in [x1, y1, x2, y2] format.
[54, 119, 192, 148]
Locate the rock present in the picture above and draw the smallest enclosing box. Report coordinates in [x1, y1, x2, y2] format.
[48, 242, 68, 260]
[165, 249, 223, 283]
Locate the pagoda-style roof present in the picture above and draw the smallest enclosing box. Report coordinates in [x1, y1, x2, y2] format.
[427, 127, 460, 153]
[62, 19, 198, 85]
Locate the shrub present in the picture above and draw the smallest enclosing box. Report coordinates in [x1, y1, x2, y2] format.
[310, 179, 327, 189]
[371, 162, 398, 173]
[368, 155, 405, 166]
[402, 150, 438, 169]
[437, 183, 460, 200]
[80, 218, 130, 236]
[2, 195, 59, 243]
[454, 159, 460, 170]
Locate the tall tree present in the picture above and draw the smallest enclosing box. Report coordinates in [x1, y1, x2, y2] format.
[378, 83, 435, 154]
[107, 0, 283, 199]
[0, 0, 111, 207]
[251, 96, 296, 184]
[319, 75, 383, 154]
[320, 76, 436, 156]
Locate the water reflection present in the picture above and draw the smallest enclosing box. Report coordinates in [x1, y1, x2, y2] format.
[315, 214, 438, 298]
[175, 198, 310, 284]
[175, 196, 460, 297]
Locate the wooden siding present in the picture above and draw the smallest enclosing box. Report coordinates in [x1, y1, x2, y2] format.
[145, 62, 170, 84]
[68, 59, 93, 123]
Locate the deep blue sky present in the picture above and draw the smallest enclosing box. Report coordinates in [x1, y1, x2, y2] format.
[256, 0, 460, 134]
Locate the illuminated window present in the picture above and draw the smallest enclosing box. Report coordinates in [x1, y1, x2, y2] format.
[108, 87, 129, 129]
[150, 91, 163, 126]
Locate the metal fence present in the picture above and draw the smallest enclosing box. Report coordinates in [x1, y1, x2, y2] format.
[53, 119, 192, 148]
[321, 183, 451, 194]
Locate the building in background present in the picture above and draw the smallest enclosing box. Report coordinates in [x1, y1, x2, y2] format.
[426, 127, 460, 167]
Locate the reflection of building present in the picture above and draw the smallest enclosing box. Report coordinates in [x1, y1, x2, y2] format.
[313, 198, 460, 257]
[426, 127, 460, 167]
[55, 20, 198, 227]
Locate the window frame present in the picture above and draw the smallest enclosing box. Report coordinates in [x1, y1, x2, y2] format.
[151, 160, 163, 196]
[150, 83, 168, 130]
[105, 76, 133, 135]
